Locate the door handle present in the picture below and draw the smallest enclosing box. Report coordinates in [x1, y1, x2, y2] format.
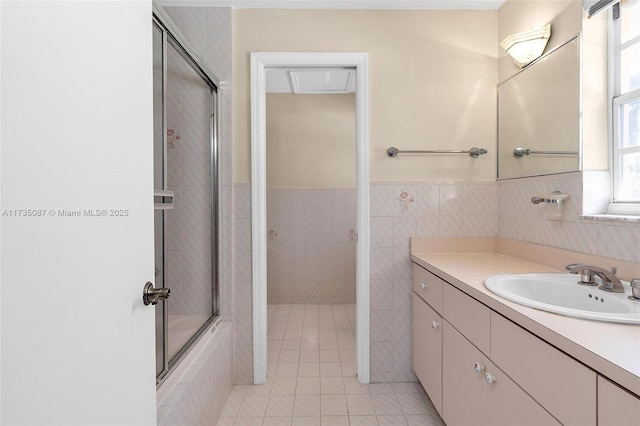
[143, 282, 170, 305]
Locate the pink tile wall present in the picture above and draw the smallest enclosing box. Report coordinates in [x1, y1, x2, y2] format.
[162, 0, 237, 404]
[369, 181, 497, 382]
[234, 184, 253, 384]
[497, 172, 640, 263]
[267, 188, 357, 305]
[157, 323, 234, 426]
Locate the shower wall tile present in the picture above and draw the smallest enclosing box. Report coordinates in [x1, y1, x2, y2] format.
[183, 251, 212, 283]
[183, 217, 212, 251]
[207, 8, 232, 60]
[162, 5, 234, 399]
[183, 283, 213, 315]
[167, 282, 184, 316]
[183, 6, 208, 25]
[183, 186, 211, 218]
[162, 6, 183, 31]
[167, 251, 184, 284]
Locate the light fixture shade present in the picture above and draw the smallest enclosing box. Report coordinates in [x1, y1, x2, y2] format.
[500, 24, 551, 68]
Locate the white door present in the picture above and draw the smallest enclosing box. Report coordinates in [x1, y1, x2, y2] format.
[1, 1, 156, 424]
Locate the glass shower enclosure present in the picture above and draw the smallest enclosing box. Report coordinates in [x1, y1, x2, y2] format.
[153, 16, 219, 385]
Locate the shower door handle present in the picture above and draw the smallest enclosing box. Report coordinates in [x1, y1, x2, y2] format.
[143, 281, 170, 306]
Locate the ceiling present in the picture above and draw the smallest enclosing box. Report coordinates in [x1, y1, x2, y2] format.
[155, 0, 506, 10]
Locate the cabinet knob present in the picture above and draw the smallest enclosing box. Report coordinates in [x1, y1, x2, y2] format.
[420, 282, 427, 289]
[474, 362, 485, 374]
[485, 373, 497, 385]
[432, 320, 440, 329]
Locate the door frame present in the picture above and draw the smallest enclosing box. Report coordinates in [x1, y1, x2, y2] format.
[250, 52, 370, 384]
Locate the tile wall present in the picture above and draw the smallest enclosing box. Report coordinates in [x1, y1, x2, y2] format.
[158, 322, 234, 426]
[233, 183, 254, 385]
[369, 181, 498, 382]
[162, 5, 235, 318]
[160, 4, 236, 421]
[266, 188, 357, 305]
[498, 172, 640, 264]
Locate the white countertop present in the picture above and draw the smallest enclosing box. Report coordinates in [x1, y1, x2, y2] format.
[411, 251, 640, 397]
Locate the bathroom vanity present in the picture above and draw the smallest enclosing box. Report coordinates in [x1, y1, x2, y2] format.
[410, 238, 640, 426]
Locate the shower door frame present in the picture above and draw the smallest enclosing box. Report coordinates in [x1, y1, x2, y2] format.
[153, 12, 221, 387]
[250, 52, 370, 384]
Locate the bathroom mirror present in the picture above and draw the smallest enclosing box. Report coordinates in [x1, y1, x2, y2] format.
[498, 36, 581, 179]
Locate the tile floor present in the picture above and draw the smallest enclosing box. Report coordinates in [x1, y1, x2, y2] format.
[218, 304, 445, 426]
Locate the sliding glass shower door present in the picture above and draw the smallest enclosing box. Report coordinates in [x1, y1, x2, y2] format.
[152, 17, 219, 385]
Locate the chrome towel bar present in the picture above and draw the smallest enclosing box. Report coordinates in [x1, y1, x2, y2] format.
[513, 147, 578, 157]
[386, 146, 488, 158]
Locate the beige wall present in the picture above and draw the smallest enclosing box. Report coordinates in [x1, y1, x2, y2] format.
[234, 10, 499, 183]
[267, 94, 356, 188]
[498, 1, 583, 82]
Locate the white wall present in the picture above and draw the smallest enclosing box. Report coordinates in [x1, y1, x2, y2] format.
[1, 1, 156, 424]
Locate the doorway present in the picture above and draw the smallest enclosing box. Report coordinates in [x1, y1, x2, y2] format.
[250, 53, 370, 384]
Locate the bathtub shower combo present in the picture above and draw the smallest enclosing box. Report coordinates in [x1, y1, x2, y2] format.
[152, 16, 220, 385]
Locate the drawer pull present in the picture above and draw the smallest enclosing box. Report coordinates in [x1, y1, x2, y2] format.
[432, 320, 440, 329]
[485, 373, 497, 385]
[420, 282, 427, 289]
[474, 362, 485, 374]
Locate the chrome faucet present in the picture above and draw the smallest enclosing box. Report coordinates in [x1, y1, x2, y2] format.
[565, 263, 625, 293]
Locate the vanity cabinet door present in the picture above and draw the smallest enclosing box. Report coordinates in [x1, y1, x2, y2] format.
[598, 376, 640, 426]
[443, 321, 560, 426]
[442, 320, 491, 426]
[412, 293, 442, 415]
[491, 312, 596, 426]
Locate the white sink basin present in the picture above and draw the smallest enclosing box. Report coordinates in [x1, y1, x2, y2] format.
[484, 273, 640, 324]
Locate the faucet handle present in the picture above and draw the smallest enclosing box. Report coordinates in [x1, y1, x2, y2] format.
[565, 263, 584, 272]
[631, 279, 640, 300]
[611, 266, 618, 276]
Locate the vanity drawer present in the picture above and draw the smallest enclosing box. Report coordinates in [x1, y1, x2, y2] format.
[491, 312, 597, 426]
[412, 263, 443, 314]
[442, 282, 491, 356]
[598, 376, 640, 426]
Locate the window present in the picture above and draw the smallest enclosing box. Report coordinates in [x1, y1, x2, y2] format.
[611, 0, 640, 213]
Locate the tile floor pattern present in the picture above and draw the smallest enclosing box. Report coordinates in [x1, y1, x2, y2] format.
[218, 304, 445, 426]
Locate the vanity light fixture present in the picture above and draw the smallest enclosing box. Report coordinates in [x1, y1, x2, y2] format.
[500, 23, 551, 68]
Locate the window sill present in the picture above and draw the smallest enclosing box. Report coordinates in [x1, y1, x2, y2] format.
[580, 214, 640, 223]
